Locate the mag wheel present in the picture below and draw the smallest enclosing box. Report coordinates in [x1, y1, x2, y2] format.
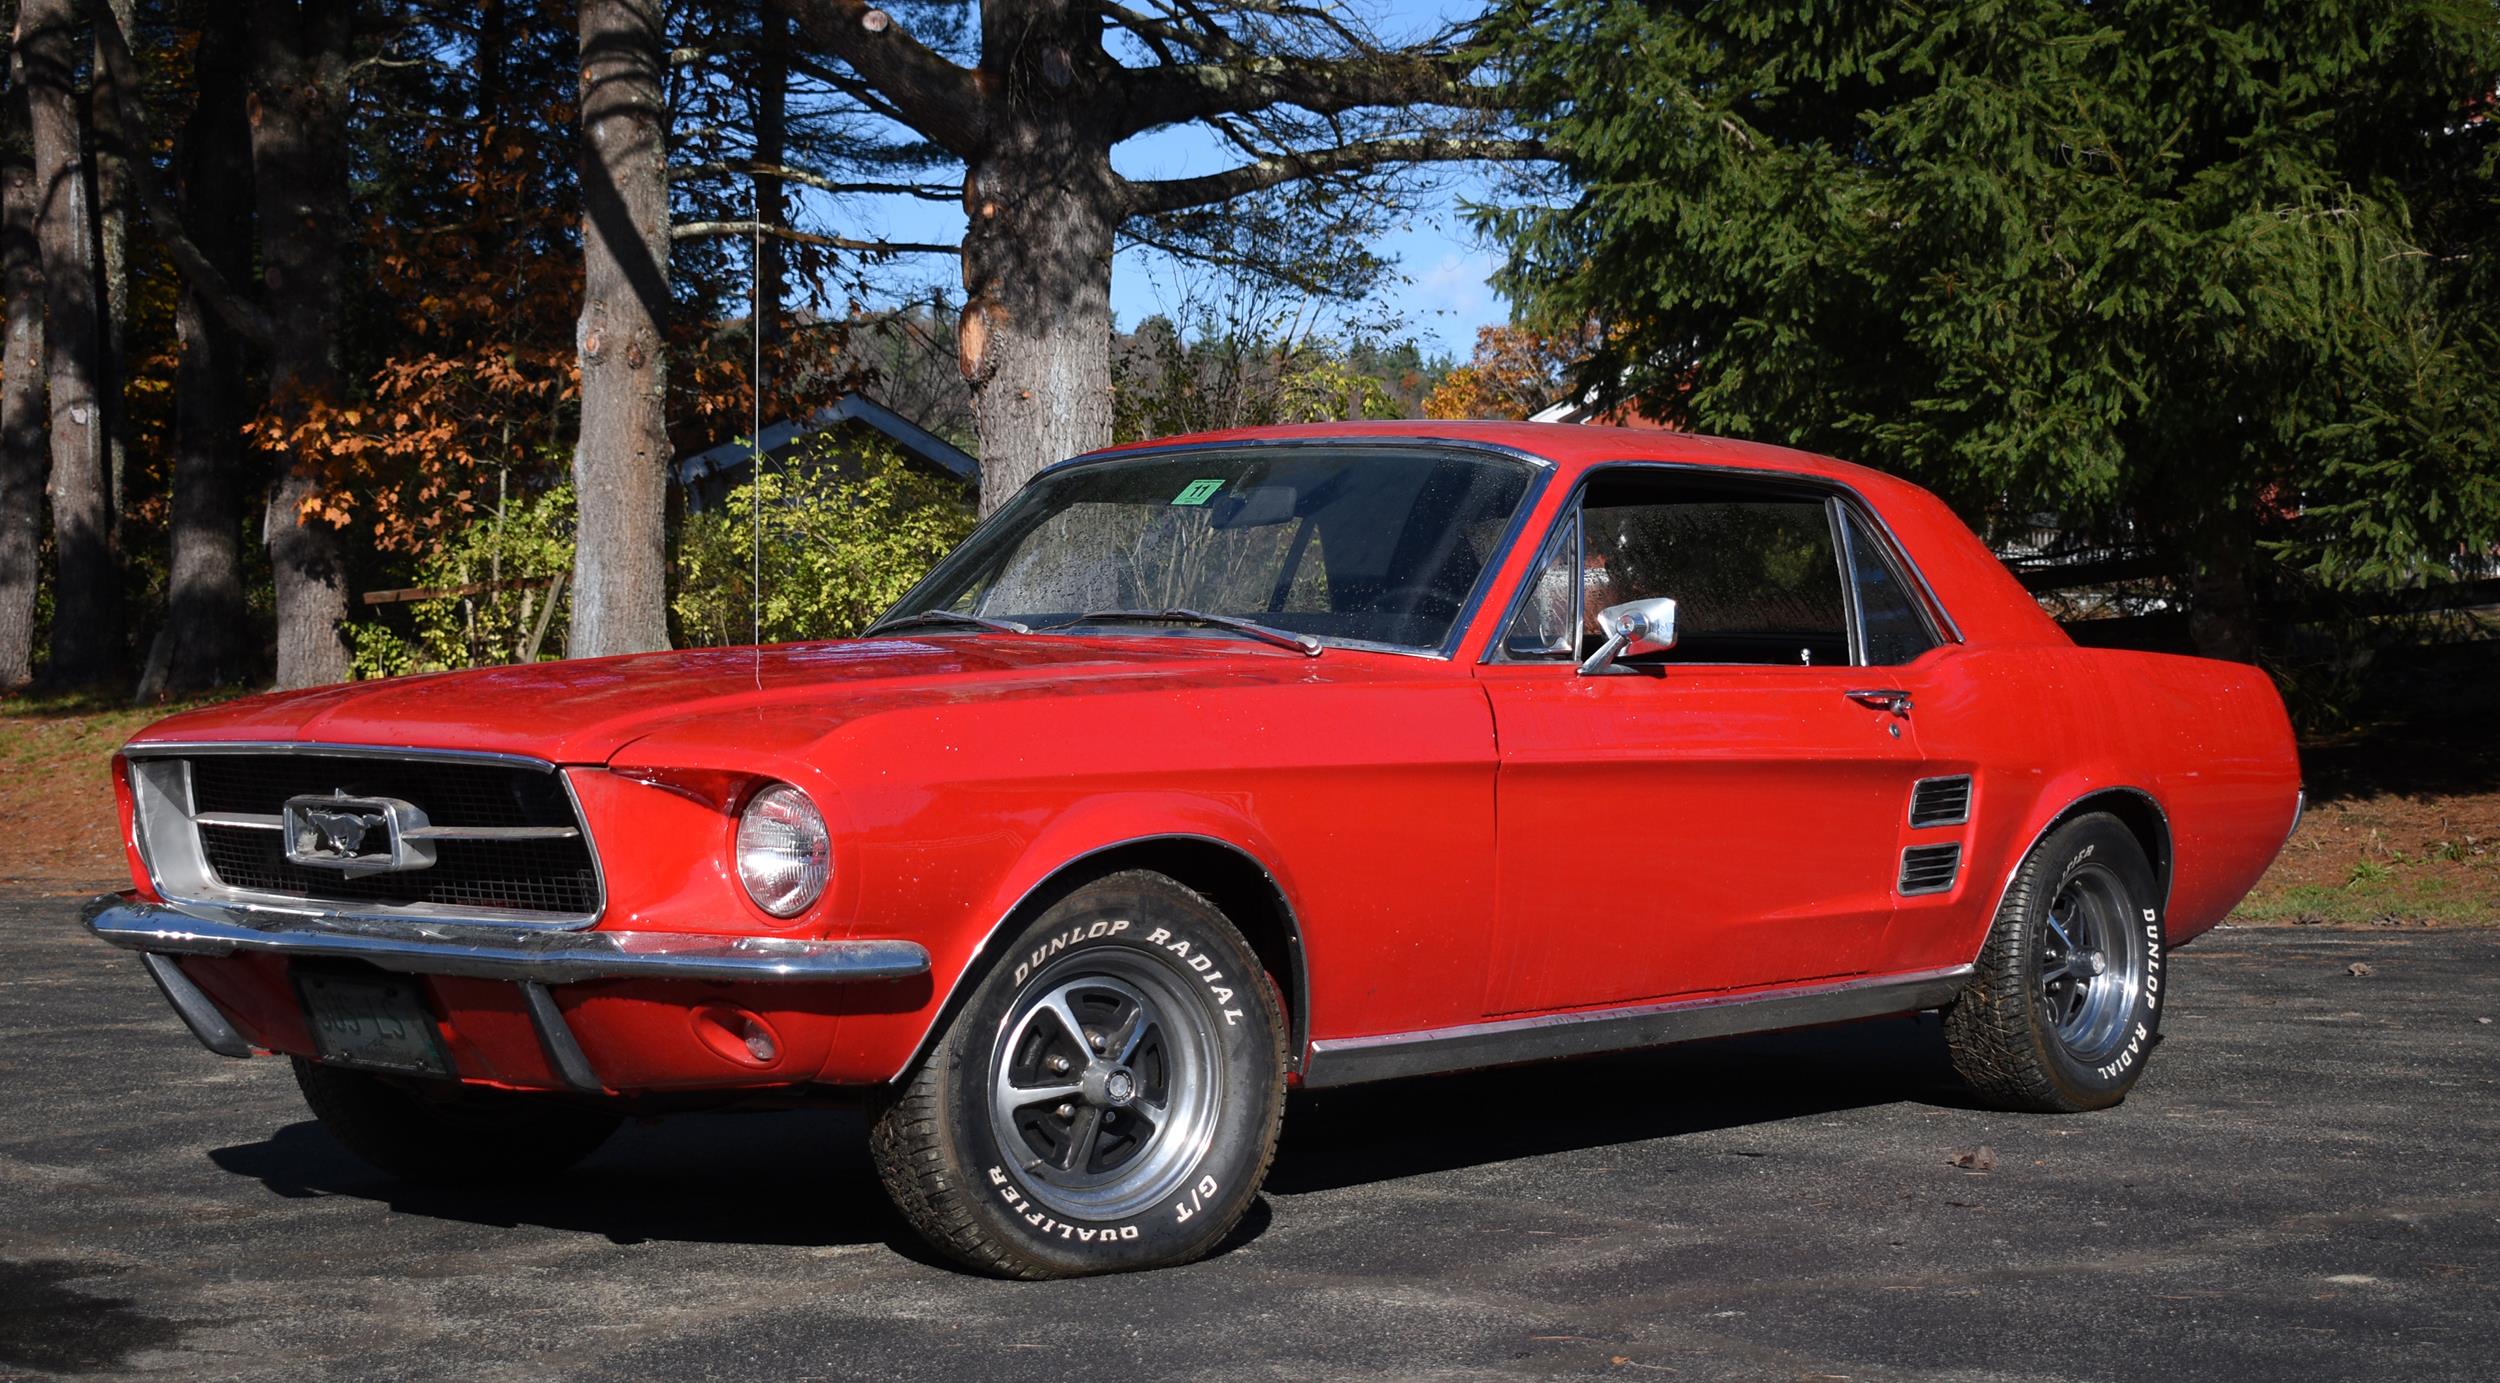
[870, 871, 1286, 1278]
[1945, 813, 2166, 1112]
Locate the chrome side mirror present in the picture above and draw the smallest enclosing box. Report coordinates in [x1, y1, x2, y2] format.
[1579, 597, 1678, 675]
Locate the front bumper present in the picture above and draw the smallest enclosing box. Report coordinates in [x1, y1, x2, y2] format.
[85, 895, 932, 1093]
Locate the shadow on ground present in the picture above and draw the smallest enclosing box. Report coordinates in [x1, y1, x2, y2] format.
[200, 1015, 1974, 1262]
[0, 1261, 193, 1376]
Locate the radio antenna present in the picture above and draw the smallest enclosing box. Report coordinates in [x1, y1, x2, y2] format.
[750, 194, 765, 676]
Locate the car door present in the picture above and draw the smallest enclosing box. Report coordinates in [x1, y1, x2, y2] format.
[1475, 467, 1949, 1015]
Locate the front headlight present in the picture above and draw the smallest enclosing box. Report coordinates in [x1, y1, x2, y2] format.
[735, 783, 829, 918]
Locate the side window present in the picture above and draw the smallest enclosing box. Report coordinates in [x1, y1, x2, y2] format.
[1581, 480, 1849, 666]
[1498, 474, 1854, 666]
[1839, 508, 1939, 665]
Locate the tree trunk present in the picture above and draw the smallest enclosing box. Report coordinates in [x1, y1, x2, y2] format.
[23, 0, 114, 683]
[166, 2, 255, 691]
[0, 63, 46, 689]
[91, 0, 134, 530]
[567, 0, 672, 657]
[249, 0, 353, 688]
[959, 141, 1119, 514]
[2185, 529, 2262, 665]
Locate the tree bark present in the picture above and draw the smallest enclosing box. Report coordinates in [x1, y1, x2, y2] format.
[957, 1, 1118, 512]
[23, 0, 114, 683]
[166, 1, 255, 691]
[0, 62, 46, 689]
[249, 0, 353, 688]
[568, 0, 673, 657]
[90, 0, 135, 529]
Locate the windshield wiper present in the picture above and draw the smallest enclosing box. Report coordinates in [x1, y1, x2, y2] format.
[1050, 608, 1323, 657]
[868, 608, 1031, 637]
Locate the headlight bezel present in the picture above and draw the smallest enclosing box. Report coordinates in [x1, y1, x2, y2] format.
[733, 781, 831, 919]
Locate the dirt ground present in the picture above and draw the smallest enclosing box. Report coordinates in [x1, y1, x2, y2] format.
[5, 673, 2494, 926]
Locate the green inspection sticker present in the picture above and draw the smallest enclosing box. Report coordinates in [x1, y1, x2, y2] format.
[1170, 478, 1225, 506]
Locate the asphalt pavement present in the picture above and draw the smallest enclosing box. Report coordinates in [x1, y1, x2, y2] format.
[2, 891, 2495, 1382]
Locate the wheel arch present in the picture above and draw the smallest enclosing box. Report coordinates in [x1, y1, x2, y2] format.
[1991, 786, 2175, 935]
[891, 833, 1311, 1083]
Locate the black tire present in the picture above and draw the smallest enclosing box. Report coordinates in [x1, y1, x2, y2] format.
[1944, 813, 2167, 1113]
[870, 871, 1287, 1278]
[291, 1058, 622, 1186]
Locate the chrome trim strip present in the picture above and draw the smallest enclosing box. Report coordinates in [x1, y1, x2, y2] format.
[137, 952, 255, 1058]
[872, 437, 1559, 663]
[1299, 964, 1975, 1089]
[194, 811, 282, 831]
[519, 981, 604, 1092]
[84, 896, 930, 985]
[123, 740, 566, 769]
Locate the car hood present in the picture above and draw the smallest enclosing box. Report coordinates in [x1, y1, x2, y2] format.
[127, 635, 1334, 764]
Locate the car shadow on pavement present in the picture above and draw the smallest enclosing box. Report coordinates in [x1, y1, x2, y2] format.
[209, 1107, 901, 1250]
[1266, 1012, 1977, 1196]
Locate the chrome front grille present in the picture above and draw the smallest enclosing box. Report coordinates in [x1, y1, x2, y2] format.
[128, 748, 602, 925]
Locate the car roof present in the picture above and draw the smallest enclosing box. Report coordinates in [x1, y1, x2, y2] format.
[1086, 420, 1899, 490]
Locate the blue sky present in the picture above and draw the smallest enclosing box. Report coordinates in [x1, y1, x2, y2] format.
[829, 0, 1514, 360]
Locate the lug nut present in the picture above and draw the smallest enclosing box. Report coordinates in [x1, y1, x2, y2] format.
[1054, 1103, 1075, 1120]
[1047, 1055, 1071, 1074]
[1087, 1031, 1106, 1051]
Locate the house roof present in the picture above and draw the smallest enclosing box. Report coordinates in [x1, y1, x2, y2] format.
[672, 393, 978, 490]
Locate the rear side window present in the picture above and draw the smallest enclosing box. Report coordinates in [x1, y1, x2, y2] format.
[1839, 507, 1939, 665]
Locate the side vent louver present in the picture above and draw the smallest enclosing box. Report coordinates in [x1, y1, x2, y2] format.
[1899, 843, 1963, 896]
[1909, 775, 1972, 828]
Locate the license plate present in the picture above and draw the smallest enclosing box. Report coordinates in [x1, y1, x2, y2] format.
[295, 970, 453, 1077]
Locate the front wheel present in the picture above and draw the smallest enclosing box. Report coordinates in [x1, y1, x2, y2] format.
[1944, 813, 2167, 1112]
[870, 871, 1287, 1278]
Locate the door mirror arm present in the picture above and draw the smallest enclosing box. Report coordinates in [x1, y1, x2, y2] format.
[1579, 598, 1679, 676]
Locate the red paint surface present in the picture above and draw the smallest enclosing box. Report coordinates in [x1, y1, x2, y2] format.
[124, 424, 2302, 1093]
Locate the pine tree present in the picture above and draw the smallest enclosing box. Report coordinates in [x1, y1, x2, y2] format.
[1482, 0, 2500, 659]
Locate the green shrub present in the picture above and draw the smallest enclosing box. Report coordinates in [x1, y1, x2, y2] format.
[346, 485, 576, 679]
[672, 443, 976, 647]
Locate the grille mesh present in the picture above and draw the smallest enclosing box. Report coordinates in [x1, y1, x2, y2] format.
[184, 754, 597, 917]
[1899, 843, 1962, 896]
[1909, 775, 1973, 828]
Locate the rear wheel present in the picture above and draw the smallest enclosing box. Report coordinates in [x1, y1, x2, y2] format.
[870, 871, 1286, 1278]
[291, 1058, 621, 1185]
[1944, 813, 2166, 1112]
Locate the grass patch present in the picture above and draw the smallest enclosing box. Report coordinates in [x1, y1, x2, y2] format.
[2234, 870, 2496, 927]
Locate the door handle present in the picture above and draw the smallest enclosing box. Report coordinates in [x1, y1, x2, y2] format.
[1846, 688, 1913, 716]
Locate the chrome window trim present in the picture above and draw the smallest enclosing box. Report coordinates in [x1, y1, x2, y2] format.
[1477, 460, 1965, 667]
[123, 741, 610, 931]
[873, 437, 1559, 663]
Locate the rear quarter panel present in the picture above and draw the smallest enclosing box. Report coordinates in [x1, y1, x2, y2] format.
[1891, 644, 2300, 972]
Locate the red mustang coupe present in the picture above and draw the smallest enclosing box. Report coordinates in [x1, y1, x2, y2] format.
[88, 422, 2301, 1277]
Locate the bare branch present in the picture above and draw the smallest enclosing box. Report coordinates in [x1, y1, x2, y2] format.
[770, 0, 987, 153]
[1122, 135, 1542, 214]
[1104, 48, 1490, 141]
[670, 159, 955, 200]
[670, 220, 958, 255]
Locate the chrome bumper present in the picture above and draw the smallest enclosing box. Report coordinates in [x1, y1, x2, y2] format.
[82, 895, 931, 984]
[85, 895, 933, 1093]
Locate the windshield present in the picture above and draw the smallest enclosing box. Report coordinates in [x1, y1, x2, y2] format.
[885, 446, 1538, 652]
